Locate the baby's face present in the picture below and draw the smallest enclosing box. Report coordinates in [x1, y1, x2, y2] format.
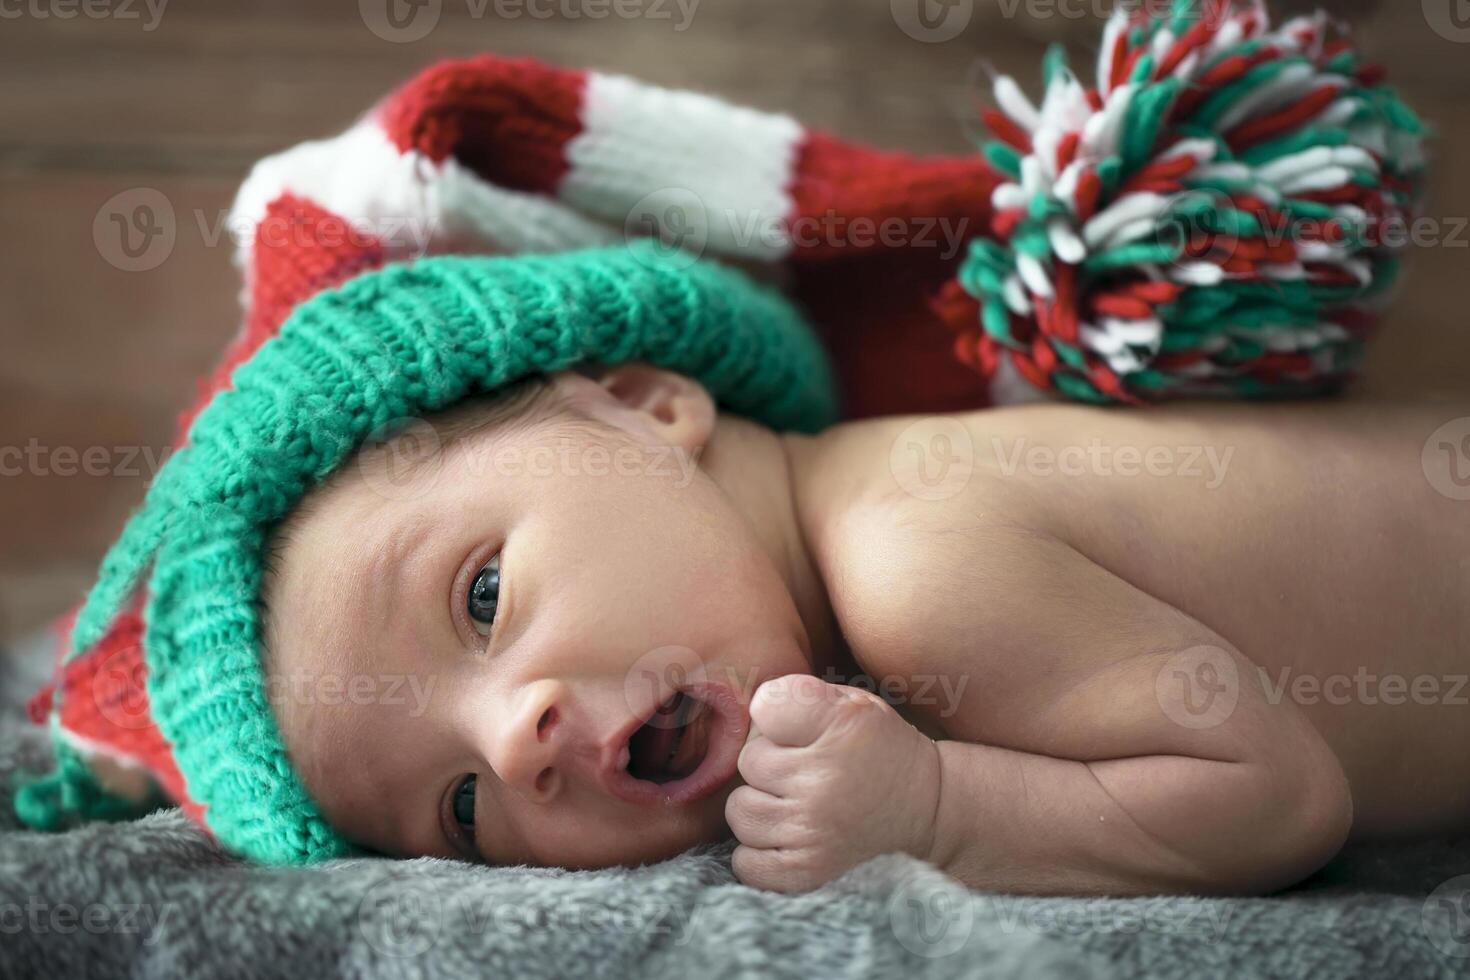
[263, 368, 813, 868]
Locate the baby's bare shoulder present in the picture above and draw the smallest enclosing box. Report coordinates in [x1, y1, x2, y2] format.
[792, 423, 1068, 680]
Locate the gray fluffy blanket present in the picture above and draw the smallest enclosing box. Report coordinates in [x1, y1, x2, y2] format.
[4, 633, 1469, 980]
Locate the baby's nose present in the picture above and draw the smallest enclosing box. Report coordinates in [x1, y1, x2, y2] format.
[490, 680, 569, 805]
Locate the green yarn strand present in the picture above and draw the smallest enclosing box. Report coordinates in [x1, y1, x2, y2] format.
[13, 735, 154, 830]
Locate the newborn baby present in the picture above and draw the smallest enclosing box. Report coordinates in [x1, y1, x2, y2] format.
[262, 363, 1470, 896]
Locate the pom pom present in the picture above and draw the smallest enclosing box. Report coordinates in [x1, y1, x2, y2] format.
[950, 0, 1427, 403]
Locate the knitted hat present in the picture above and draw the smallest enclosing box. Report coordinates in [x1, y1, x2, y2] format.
[16, 242, 838, 865]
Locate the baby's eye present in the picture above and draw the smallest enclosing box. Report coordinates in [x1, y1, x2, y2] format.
[453, 774, 477, 830]
[467, 554, 501, 636]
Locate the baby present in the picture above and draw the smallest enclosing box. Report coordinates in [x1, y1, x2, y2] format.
[262, 360, 1470, 896]
[12, 3, 1440, 897]
[18, 245, 1463, 899]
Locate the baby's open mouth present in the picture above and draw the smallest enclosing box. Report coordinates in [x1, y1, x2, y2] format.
[622, 692, 711, 784]
[603, 682, 748, 807]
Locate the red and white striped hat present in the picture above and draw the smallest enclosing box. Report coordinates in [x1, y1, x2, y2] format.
[203, 55, 1007, 430]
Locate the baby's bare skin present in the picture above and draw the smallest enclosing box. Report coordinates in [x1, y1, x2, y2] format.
[756, 399, 1470, 894]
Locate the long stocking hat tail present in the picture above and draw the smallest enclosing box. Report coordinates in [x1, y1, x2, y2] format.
[220, 56, 1004, 420]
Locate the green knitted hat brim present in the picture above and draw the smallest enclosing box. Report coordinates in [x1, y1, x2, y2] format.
[61, 242, 839, 865]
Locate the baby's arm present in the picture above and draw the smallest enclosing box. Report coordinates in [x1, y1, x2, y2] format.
[731, 529, 1353, 896]
[924, 529, 1352, 895]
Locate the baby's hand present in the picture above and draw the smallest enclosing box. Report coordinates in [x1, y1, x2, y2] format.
[727, 673, 942, 893]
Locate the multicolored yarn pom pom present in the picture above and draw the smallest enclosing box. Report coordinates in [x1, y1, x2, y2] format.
[947, 0, 1427, 403]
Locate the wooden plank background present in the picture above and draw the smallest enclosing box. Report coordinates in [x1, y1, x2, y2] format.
[0, 0, 1465, 643]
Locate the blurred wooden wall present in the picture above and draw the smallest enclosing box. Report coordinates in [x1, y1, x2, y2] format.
[0, 0, 1465, 641]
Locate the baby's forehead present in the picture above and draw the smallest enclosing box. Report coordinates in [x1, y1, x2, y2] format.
[268, 474, 427, 616]
[264, 637, 429, 839]
[258, 467, 421, 694]
[299, 384, 578, 514]
[261, 492, 435, 770]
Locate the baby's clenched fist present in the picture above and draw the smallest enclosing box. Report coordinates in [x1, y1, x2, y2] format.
[727, 673, 942, 893]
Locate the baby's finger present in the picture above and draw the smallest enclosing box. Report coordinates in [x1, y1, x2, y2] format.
[731, 844, 807, 893]
[750, 674, 848, 747]
[731, 845, 822, 894]
[724, 785, 793, 849]
[737, 733, 802, 791]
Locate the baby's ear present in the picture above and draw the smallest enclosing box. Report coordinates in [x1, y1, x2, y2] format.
[554, 363, 716, 453]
